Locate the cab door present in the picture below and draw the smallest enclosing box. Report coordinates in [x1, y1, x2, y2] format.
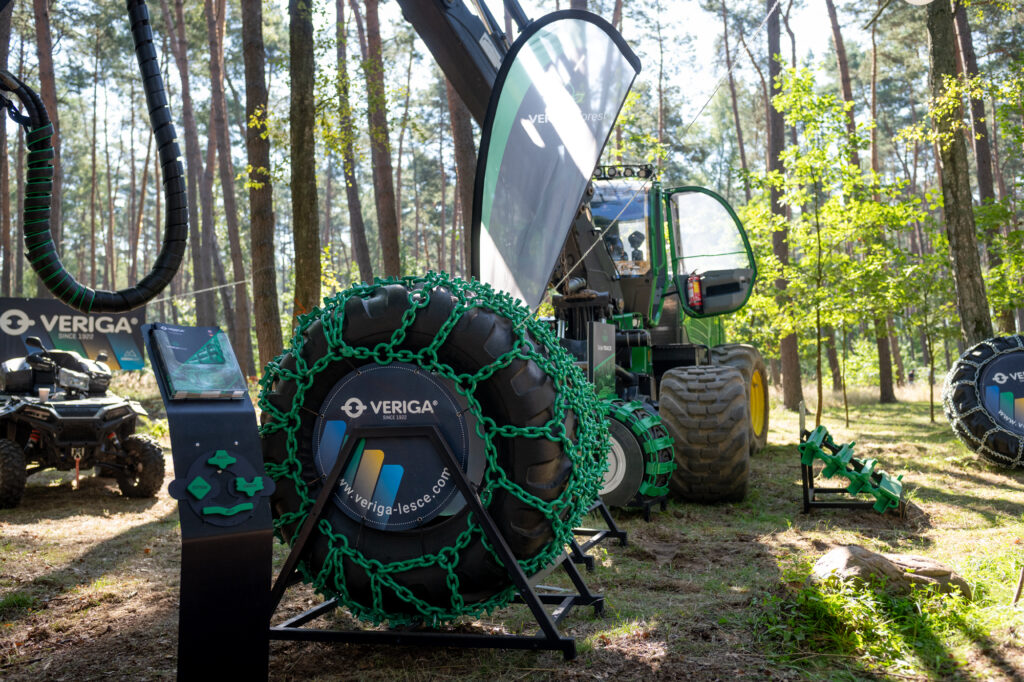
[663, 187, 756, 317]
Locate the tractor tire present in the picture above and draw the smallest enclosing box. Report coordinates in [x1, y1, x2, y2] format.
[944, 335, 1024, 468]
[0, 438, 27, 509]
[116, 434, 165, 498]
[600, 417, 645, 508]
[260, 279, 600, 622]
[711, 343, 769, 454]
[659, 365, 749, 502]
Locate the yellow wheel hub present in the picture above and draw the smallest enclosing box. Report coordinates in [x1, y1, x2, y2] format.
[750, 368, 766, 437]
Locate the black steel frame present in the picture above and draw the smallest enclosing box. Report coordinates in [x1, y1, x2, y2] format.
[268, 425, 603, 661]
[570, 499, 628, 571]
[799, 428, 882, 514]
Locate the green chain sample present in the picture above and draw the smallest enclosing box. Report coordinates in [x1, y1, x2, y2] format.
[799, 425, 903, 513]
[258, 273, 608, 626]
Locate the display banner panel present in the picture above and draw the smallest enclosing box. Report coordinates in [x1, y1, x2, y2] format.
[0, 297, 146, 369]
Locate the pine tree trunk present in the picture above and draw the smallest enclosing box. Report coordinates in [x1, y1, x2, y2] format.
[825, 0, 860, 168]
[446, 80, 476, 273]
[887, 314, 905, 385]
[337, 0, 373, 283]
[32, 0, 62, 253]
[0, 3, 10, 296]
[362, 0, 401, 276]
[875, 317, 897, 403]
[290, 0, 321, 322]
[207, 0, 256, 376]
[768, 0, 802, 410]
[242, 0, 282, 368]
[927, 0, 993, 346]
[160, 0, 216, 325]
[825, 326, 842, 392]
[721, 0, 749, 202]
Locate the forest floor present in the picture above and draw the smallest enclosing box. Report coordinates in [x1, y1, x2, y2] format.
[2, 381, 1024, 681]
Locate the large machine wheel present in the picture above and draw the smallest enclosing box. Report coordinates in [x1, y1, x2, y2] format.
[659, 365, 749, 502]
[944, 335, 1024, 468]
[116, 434, 165, 498]
[259, 275, 605, 625]
[0, 438, 27, 509]
[599, 400, 675, 508]
[711, 343, 769, 454]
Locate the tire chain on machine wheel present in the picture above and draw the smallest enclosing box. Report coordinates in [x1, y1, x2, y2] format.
[710, 344, 769, 454]
[258, 273, 607, 626]
[659, 365, 750, 502]
[944, 335, 1024, 468]
[601, 400, 675, 507]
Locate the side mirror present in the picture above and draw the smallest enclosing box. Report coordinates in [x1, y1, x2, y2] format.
[96, 351, 109, 363]
[24, 336, 45, 351]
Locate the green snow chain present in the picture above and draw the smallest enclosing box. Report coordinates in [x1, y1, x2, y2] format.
[799, 425, 903, 514]
[258, 273, 608, 626]
[604, 399, 675, 498]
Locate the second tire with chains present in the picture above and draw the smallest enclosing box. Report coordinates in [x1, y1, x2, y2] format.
[600, 400, 674, 507]
[659, 365, 749, 502]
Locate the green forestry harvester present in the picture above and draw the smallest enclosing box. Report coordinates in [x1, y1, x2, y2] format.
[396, 0, 769, 508]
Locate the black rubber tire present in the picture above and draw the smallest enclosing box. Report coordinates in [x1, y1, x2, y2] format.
[600, 418, 645, 507]
[711, 343, 769, 454]
[261, 282, 575, 614]
[0, 438, 27, 509]
[116, 434, 165, 498]
[659, 365, 749, 502]
[944, 335, 1024, 467]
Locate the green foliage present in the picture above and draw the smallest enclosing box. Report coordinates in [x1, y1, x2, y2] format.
[755, 569, 986, 678]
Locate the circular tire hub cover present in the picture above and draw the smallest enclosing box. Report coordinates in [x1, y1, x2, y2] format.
[980, 352, 1024, 434]
[313, 363, 483, 531]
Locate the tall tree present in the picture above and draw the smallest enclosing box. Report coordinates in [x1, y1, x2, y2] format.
[720, 0, 750, 202]
[446, 80, 476, 272]
[927, 0, 992, 346]
[160, 0, 216, 324]
[206, 0, 256, 376]
[0, 1, 11, 296]
[824, 0, 860, 168]
[290, 0, 320, 321]
[32, 0, 61, 253]
[768, 0, 802, 409]
[336, 0, 373, 283]
[362, 0, 401, 276]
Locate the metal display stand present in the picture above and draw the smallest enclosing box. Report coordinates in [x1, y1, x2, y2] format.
[268, 425, 603, 661]
[142, 324, 276, 681]
[570, 499, 628, 571]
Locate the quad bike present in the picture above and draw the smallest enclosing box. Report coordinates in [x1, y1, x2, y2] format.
[0, 335, 163, 508]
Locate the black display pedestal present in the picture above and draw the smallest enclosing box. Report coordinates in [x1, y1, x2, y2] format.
[268, 425, 603, 661]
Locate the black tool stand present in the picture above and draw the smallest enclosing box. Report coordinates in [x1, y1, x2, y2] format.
[142, 325, 276, 681]
[268, 425, 602, 661]
[634, 494, 668, 522]
[570, 499, 628, 571]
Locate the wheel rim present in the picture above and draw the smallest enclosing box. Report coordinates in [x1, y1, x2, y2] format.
[600, 434, 627, 496]
[750, 368, 766, 438]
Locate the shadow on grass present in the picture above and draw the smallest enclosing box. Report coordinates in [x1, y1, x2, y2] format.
[2, 473, 163, 524]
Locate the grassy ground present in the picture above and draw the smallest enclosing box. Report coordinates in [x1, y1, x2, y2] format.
[2, 381, 1024, 680]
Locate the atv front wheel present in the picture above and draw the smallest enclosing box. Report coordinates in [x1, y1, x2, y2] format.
[711, 344, 769, 454]
[659, 365, 749, 502]
[116, 434, 165, 498]
[0, 438, 27, 509]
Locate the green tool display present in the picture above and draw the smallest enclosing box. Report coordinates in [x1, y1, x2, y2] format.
[799, 425, 904, 514]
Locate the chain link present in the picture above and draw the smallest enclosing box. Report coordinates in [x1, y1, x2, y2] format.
[259, 272, 608, 626]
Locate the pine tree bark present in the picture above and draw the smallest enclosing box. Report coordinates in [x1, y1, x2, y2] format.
[927, 0, 992, 346]
[32, 0, 62, 253]
[207, 0, 256, 376]
[160, 0, 216, 324]
[875, 317, 896, 403]
[0, 2, 10, 296]
[768, 0, 802, 410]
[336, 0, 373, 283]
[825, 0, 860, 168]
[446, 80, 476, 273]
[362, 0, 401, 276]
[721, 0, 750, 202]
[290, 0, 321, 323]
